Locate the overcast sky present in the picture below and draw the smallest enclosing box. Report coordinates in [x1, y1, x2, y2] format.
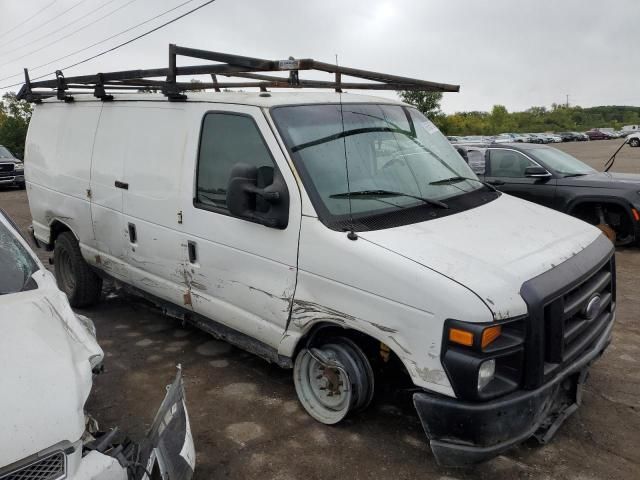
[0, 0, 637, 113]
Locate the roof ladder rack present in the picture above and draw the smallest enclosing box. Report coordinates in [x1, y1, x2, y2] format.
[17, 43, 460, 103]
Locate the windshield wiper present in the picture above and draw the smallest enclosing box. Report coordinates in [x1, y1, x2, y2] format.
[429, 176, 498, 192]
[330, 190, 448, 208]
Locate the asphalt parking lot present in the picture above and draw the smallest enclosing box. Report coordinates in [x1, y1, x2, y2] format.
[1, 139, 639, 480]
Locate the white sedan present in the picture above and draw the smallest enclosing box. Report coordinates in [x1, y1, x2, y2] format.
[0, 210, 195, 480]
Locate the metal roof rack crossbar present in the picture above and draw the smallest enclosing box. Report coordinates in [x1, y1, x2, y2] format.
[17, 44, 460, 102]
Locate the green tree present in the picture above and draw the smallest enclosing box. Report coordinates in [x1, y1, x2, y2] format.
[398, 90, 443, 119]
[0, 93, 32, 158]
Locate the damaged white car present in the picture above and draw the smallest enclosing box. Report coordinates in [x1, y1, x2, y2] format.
[0, 210, 195, 480]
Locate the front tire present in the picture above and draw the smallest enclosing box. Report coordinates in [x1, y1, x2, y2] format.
[294, 338, 374, 425]
[54, 232, 102, 307]
[630, 138, 640, 147]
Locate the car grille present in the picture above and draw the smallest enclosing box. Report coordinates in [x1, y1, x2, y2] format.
[0, 452, 66, 480]
[542, 256, 615, 378]
[0, 163, 13, 172]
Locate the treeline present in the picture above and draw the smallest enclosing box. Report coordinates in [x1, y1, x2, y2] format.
[0, 93, 32, 158]
[434, 104, 640, 136]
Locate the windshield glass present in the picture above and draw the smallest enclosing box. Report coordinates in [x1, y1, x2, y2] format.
[0, 146, 15, 158]
[0, 220, 39, 295]
[271, 104, 480, 221]
[530, 147, 596, 176]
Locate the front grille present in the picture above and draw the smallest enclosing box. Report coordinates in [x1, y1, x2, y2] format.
[0, 163, 13, 172]
[543, 256, 615, 378]
[0, 452, 66, 480]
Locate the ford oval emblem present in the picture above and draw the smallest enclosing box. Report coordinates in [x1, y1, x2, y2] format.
[583, 294, 601, 320]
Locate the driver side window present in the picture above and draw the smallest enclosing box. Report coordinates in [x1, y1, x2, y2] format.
[196, 113, 277, 212]
[488, 149, 535, 178]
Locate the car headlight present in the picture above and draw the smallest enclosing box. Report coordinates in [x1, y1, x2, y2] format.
[477, 359, 496, 391]
[442, 317, 525, 400]
[14, 163, 24, 172]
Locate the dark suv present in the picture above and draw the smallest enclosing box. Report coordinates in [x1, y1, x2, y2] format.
[0, 146, 25, 189]
[457, 143, 640, 246]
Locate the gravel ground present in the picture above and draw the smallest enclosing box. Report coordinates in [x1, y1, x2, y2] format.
[1, 139, 639, 479]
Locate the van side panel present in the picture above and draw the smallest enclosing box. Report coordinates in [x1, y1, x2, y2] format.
[121, 104, 191, 308]
[25, 103, 101, 246]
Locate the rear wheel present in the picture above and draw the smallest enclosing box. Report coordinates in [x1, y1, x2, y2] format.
[294, 338, 374, 424]
[630, 138, 640, 147]
[54, 232, 102, 307]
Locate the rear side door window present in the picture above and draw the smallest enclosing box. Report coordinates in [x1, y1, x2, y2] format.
[195, 113, 278, 214]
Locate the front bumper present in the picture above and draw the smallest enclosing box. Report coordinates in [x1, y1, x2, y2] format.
[0, 174, 24, 186]
[413, 317, 613, 466]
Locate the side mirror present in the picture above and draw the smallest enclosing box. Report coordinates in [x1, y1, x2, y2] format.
[524, 166, 552, 178]
[227, 163, 289, 229]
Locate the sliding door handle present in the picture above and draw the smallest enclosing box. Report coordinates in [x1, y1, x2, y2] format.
[115, 180, 129, 190]
[188, 240, 197, 264]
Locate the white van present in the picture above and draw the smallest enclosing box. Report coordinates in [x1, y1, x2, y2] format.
[23, 83, 615, 465]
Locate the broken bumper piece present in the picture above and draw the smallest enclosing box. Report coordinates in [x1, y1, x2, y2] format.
[413, 320, 613, 466]
[76, 367, 195, 479]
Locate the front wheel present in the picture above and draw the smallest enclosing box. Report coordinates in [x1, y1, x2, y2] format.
[294, 338, 374, 425]
[630, 138, 640, 147]
[54, 232, 103, 307]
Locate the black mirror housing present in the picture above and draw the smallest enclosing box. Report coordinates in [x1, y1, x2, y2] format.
[524, 166, 551, 178]
[227, 163, 289, 229]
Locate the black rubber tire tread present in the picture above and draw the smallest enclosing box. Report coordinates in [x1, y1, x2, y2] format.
[629, 138, 639, 147]
[54, 231, 102, 307]
[324, 337, 375, 413]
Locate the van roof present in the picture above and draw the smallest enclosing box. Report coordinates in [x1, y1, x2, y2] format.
[38, 91, 408, 108]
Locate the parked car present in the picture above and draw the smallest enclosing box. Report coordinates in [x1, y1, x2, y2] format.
[0, 145, 25, 189]
[585, 130, 610, 140]
[572, 131, 589, 141]
[0, 209, 195, 480]
[531, 133, 553, 143]
[627, 132, 640, 147]
[491, 133, 513, 143]
[23, 64, 615, 466]
[547, 133, 563, 143]
[558, 132, 580, 142]
[447, 135, 462, 143]
[458, 142, 640, 245]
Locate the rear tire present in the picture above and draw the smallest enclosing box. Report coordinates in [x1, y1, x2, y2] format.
[630, 138, 640, 147]
[54, 232, 102, 307]
[294, 337, 374, 425]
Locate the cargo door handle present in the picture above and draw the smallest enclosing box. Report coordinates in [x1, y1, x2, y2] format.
[188, 241, 197, 263]
[115, 180, 129, 190]
[128, 223, 137, 243]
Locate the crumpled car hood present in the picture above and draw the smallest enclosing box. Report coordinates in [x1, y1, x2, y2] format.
[359, 194, 603, 319]
[0, 277, 102, 466]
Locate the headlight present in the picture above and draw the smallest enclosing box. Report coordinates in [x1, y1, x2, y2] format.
[14, 163, 24, 172]
[442, 317, 525, 401]
[478, 359, 496, 391]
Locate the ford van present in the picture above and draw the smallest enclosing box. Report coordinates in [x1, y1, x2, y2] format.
[20, 50, 616, 465]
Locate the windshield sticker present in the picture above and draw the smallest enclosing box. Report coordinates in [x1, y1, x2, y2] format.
[421, 120, 439, 134]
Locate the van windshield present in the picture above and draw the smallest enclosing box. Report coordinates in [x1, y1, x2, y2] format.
[271, 104, 483, 228]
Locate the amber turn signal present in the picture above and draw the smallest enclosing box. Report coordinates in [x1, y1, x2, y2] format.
[449, 328, 474, 346]
[481, 325, 502, 348]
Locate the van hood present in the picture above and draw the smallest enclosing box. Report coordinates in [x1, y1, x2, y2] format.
[0, 283, 101, 466]
[359, 194, 603, 320]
